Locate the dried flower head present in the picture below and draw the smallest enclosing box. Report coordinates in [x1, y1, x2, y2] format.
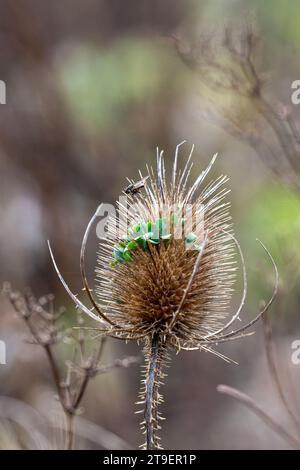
[95, 147, 237, 350]
[48, 141, 278, 449]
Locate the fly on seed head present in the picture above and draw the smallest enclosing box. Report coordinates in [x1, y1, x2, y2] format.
[124, 175, 149, 195]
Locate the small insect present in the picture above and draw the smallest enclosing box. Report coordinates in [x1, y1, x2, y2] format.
[124, 176, 149, 195]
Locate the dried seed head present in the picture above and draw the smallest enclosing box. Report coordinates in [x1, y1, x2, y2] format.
[47, 142, 278, 451]
[95, 145, 236, 349]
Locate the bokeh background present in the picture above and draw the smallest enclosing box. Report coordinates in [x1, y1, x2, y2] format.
[0, 0, 300, 450]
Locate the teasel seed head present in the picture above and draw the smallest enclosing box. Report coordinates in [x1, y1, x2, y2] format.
[48, 141, 278, 449]
[95, 148, 236, 351]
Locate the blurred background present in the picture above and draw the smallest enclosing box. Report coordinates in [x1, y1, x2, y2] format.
[0, 0, 300, 450]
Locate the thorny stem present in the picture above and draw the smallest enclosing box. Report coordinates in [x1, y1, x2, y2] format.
[144, 332, 162, 450]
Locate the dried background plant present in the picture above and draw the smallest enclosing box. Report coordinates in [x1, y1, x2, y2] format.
[2, 284, 138, 449]
[174, 24, 300, 192]
[218, 312, 300, 449]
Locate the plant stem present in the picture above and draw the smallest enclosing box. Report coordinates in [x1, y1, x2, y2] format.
[144, 331, 162, 450]
[66, 412, 75, 450]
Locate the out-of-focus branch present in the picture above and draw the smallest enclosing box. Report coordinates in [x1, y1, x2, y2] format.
[217, 385, 300, 449]
[217, 308, 300, 448]
[262, 312, 300, 433]
[0, 395, 133, 450]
